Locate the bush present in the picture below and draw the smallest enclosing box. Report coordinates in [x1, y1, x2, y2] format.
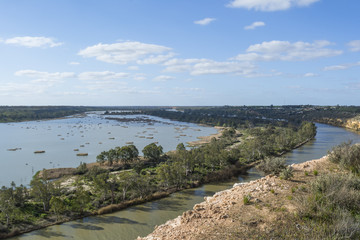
[298, 173, 360, 239]
[328, 141, 360, 174]
[280, 166, 294, 180]
[257, 157, 286, 175]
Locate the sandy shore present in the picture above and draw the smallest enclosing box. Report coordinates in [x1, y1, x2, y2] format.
[187, 126, 224, 146]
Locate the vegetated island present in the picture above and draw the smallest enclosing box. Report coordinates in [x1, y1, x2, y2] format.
[1, 105, 360, 239]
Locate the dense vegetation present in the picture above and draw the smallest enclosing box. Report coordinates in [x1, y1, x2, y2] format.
[142, 105, 360, 128]
[0, 106, 96, 123]
[0, 121, 316, 236]
[0, 106, 165, 123]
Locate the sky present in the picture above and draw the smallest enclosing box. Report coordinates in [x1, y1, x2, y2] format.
[0, 0, 359, 106]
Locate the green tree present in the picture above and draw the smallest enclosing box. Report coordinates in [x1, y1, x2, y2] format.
[30, 172, 60, 212]
[0, 186, 15, 227]
[142, 143, 163, 162]
[50, 196, 66, 220]
[117, 145, 139, 165]
[71, 184, 91, 214]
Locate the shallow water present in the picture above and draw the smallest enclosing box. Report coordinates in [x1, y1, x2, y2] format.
[12, 123, 360, 240]
[0, 112, 217, 186]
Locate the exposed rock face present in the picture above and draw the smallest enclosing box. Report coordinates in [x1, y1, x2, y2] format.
[138, 157, 331, 240]
[318, 117, 360, 131]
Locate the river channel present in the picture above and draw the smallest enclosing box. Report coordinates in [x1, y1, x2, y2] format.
[11, 123, 360, 240]
[0, 112, 217, 186]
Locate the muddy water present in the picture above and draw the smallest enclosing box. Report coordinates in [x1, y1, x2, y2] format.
[12, 123, 360, 240]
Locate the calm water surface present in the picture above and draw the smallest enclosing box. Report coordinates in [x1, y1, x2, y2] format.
[0, 112, 217, 186]
[11, 123, 360, 240]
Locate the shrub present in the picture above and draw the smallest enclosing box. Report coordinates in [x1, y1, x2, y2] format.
[280, 166, 294, 180]
[313, 170, 318, 176]
[298, 173, 360, 238]
[328, 141, 360, 174]
[257, 157, 286, 175]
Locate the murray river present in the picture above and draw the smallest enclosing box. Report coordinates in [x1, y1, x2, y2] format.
[0, 112, 218, 186]
[9, 123, 360, 240]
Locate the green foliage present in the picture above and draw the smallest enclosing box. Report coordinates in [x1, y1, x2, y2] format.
[313, 170, 318, 176]
[116, 145, 139, 165]
[75, 162, 88, 175]
[142, 143, 163, 162]
[30, 173, 61, 212]
[243, 194, 251, 205]
[257, 157, 286, 175]
[0, 106, 110, 123]
[298, 173, 360, 239]
[328, 141, 360, 174]
[49, 196, 66, 221]
[280, 166, 294, 180]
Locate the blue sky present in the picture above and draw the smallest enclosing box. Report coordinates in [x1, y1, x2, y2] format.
[0, 0, 359, 106]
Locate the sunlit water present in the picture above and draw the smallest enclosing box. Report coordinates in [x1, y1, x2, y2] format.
[0, 112, 217, 186]
[11, 123, 360, 240]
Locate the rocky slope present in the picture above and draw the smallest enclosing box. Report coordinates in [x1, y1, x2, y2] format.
[138, 156, 336, 240]
[317, 116, 360, 131]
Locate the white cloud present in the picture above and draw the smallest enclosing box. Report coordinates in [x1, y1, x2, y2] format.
[194, 18, 216, 25]
[323, 61, 360, 71]
[78, 71, 129, 80]
[227, 0, 320, 11]
[163, 58, 209, 72]
[153, 75, 175, 82]
[133, 73, 147, 81]
[304, 72, 318, 77]
[3, 36, 63, 48]
[128, 66, 139, 71]
[244, 21, 265, 30]
[137, 53, 175, 64]
[348, 40, 360, 52]
[78, 41, 172, 64]
[69, 62, 80, 65]
[15, 70, 75, 82]
[233, 40, 342, 62]
[191, 60, 255, 75]
[164, 58, 255, 76]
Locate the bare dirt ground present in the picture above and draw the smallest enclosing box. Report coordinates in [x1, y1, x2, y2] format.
[139, 156, 339, 240]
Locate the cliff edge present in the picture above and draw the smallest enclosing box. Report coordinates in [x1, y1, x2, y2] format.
[138, 156, 336, 240]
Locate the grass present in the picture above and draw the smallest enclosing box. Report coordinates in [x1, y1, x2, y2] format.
[243, 194, 251, 205]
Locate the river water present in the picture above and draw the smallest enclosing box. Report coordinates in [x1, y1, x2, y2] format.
[0, 112, 217, 186]
[11, 123, 360, 240]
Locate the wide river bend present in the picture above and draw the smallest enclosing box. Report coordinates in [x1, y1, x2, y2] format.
[11, 123, 360, 240]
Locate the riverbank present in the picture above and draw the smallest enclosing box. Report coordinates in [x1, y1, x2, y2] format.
[139, 156, 340, 239]
[187, 126, 224, 146]
[316, 116, 360, 132]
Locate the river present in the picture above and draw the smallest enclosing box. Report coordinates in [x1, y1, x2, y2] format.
[0, 112, 217, 186]
[11, 123, 360, 240]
